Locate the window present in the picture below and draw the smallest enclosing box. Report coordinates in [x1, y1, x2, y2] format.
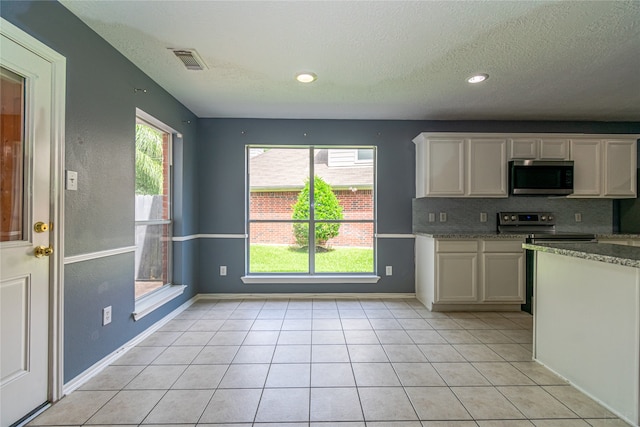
[134, 114, 171, 299]
[246, 146, 376, 277]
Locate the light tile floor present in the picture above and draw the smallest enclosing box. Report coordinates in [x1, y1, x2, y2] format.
[30, 298, 631, 427]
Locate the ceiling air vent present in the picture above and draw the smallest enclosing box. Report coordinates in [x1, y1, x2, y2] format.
[170, 49, 207, 71]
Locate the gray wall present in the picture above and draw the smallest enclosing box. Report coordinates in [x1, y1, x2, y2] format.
[1, 1, 198, 381]
[195, 119, 422, 293]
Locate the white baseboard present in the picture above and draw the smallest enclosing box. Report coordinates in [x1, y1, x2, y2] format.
[62, 295, 197, 395]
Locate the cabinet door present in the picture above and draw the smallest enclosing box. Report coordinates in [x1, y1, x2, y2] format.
[482, 252, 524, 302]
[467, 139, 507, 197]
[540, 139, 569, 159]
[570, 140, 602, 197]
[435, 253, 477, 302]
[424, 139, 465, 196]
[603, 140, 637, 198]
[632, 240, 640, 247]
[509, 138, 538, 159]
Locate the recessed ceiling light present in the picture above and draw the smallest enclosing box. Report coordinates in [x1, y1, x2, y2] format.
[467, 73, 489, 84]
[296, 72, 317, 83]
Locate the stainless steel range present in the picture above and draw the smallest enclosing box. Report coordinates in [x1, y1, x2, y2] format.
[497, 211, 597, 242]
[497, 211, 597, 313]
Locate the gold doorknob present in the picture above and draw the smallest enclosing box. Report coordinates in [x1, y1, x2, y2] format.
[34, 245, 54, 258]
[34, 222, 49, 233]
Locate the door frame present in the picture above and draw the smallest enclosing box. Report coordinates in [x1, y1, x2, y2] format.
[1, 18, 66, 404]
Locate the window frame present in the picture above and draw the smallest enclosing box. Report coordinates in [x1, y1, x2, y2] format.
[243, 145, 379, 283]
[133, 109, 184, 319]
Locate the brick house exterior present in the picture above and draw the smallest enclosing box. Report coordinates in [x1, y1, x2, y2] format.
[249, 148, 374, 248]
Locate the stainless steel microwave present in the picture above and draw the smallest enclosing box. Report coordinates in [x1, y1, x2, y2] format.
[509, 160, 574, 196]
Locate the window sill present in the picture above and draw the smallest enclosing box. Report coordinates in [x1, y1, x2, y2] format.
[133, 284, 186, 321]
[241, 275, 380, 284]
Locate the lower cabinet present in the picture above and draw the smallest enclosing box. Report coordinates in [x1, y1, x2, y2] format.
[416, 236, 524, 311]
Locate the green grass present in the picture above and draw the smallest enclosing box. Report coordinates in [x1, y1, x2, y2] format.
[249, 244, 374, 273]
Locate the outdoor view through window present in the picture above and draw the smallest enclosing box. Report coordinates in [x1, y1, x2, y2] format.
[247, 147, 375, 274]
[135, 119, 171, 298]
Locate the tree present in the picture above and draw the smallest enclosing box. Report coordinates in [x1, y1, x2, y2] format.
[292, 175, 343, 248]
[135, 123, 163, 195]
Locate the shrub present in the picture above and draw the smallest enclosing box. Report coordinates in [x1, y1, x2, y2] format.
[292, 175, 344, 248]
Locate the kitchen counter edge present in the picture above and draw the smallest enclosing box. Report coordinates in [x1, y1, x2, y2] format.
[523, 242, 640, 268]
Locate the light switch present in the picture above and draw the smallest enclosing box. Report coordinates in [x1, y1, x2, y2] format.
[66, 170, 78, 191]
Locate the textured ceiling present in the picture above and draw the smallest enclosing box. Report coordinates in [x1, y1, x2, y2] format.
[59, 0, 640, 121]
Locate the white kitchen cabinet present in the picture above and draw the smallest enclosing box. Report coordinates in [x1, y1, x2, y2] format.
[414, 132, 637, 199]
[540, 139, 570, 159]
[467, 138, 507, 196]
[510, 138, 538, 159]
[604, 139, 637, 197]
[415, 236, 524, 311]
[509, 138, 569, 160]
[414, 134, 506, 197]
[418, 139, 465, 197]
[481, 240, 525, 303]
[570, 138, 637, 198]
[570, 139, 602, 196]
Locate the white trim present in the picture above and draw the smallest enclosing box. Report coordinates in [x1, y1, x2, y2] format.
[376, 233, 415, 239]
[63, 246, 137, 265]
[413, 132, 640, 144]
[173, 233, 247, 242]
[133, 284, 186, 321]
[197, 292, 416, 300]
[63, 294, 196, 395]
[241, 275, 380, 284]
[1, 17, 67, 405]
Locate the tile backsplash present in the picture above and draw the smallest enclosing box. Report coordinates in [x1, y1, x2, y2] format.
[413, 197, 613, 234]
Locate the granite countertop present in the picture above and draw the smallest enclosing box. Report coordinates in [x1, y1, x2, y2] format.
[596, 233, 640, 239]
[415, 232, 640, 240]
[523, 242, 640, 268]
[414, 232, 527, 239]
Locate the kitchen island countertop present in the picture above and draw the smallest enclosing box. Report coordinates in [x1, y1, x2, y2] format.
[523, 241, 640, 268]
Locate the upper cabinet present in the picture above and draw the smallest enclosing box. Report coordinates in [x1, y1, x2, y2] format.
[509, 138, 569, 160]
[414, 134, 507, 198]
[414, 133, 638, 199]
[570, 138, 637, 198]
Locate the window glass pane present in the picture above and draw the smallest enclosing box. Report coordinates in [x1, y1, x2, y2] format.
[135, 122, 169, 221]
[135, 223, 170, 298]
[314, 222, 374, 273]
[357, 148, 374, 161]
[315, 148, 374, 220]
[0, 67, 25, 242]
[249, 148, 309, 220]
[249, 222, 310, 273]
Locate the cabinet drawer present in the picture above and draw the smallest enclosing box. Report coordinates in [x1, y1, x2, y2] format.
[482, 240, 524, 253]
[436, 240, 478, 252]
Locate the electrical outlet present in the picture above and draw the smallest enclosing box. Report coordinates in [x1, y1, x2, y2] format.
[439, 212, 447, 222]
[385, 265, 393, 276]
[575, 213, 582, 222]
[480, 212, 488, 223]
[428, 213, 435, 223]
[102, 306, 112, 326]
[220, 265, 227, 276]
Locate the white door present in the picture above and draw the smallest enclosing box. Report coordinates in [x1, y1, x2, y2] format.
[0, 33, 53, 427]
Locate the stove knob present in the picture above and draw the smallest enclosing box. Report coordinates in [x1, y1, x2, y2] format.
[511, 215, 516, 221]
[541, 215, 547, 221]
[503, 215, 510, 221]
[548, 215, 554, 221]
